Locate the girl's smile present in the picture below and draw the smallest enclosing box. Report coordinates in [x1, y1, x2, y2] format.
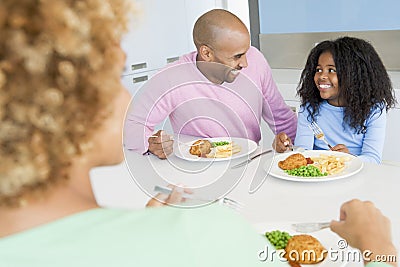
[314, 51, 343, 106]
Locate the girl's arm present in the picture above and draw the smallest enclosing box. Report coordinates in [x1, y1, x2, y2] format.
[294, 106, 315, 150]
[358, 107, 387, 163]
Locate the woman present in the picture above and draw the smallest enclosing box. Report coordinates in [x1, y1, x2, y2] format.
[0, 1, 284, 266]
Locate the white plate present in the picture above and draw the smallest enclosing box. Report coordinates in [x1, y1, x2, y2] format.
[174, 137, 257, 162]
[264, 150, 363, 182]
[254, 222, 358, 267]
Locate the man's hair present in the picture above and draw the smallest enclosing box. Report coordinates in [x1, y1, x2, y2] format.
[193, 9, 246, 50]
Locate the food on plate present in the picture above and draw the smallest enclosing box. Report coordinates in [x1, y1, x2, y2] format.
[285, 165, 327, 177]
[278, 153, 307, 170]
[264, 230, 326, 264]
[189, 139, 212, 157]
[278, 152, 351, 177]
[284, 234, 326, 264]
[265, 230, 292, 249]
[311, 154, 351, 175]
[188, 139, 241, 158]
[206, 142, 241, 158]
[212, 141, 230, 146]
[306, 157, 314, 164]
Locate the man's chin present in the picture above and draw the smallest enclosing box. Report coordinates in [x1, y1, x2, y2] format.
[225, 71, 240, 83]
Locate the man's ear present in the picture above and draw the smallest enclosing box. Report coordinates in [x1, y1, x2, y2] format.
[198, 45, 213, 62]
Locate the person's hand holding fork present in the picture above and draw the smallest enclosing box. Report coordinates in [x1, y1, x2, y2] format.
[330, 144, 350, 154]
[147, 130, 174, 159]
[273, 132, 293, 152]
[309, 122, 351, 154]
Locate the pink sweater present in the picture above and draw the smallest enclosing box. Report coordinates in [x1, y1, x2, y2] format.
[124, 46, 297, 153]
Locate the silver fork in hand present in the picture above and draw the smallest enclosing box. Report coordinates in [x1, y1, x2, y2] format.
[309, 121, 333, 150]
[292, 222, 331, 233]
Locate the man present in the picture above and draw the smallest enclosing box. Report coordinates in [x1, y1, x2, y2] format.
[124, 9, 297, 158]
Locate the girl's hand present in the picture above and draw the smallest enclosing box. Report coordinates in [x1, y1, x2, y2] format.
[331, 144, 350, 154]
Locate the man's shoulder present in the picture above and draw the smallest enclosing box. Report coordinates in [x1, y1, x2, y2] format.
[245, 46, 271, 71]
[242, 46, 271, 81]
[176, 50, 197, 64]
[247, 46, 265, 59]
[154, 51, 197, 75]
[158, 51, 196, 72]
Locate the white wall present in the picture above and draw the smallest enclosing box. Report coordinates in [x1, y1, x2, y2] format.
[225, 0, 250, 31]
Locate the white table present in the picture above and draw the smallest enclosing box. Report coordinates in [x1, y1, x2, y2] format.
[235, 159, 400, 267]
[94, 142, 400, 266]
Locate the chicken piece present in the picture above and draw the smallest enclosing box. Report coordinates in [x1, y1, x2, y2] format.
[278, 153, 307, 170]
[284, 235, 326, 264]
[189, 139, 212, 157]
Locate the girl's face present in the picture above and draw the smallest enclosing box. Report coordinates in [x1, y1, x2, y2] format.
[314, 51, 342, 106]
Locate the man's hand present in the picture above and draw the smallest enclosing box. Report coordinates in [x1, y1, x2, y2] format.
[148, 130, 174, 159]
[272, 132, 292, 153]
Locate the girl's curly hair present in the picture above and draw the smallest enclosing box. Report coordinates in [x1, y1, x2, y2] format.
[0, 0, 131, 207]
[297, 36, 396, 133]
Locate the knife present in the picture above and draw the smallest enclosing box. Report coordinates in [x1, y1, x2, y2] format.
[231, 149, 273, 169]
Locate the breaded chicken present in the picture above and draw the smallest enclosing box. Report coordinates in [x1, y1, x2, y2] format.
[285, 235, 326, 264]
[189, 139, 212, 157]
[278, 153, 307, 170]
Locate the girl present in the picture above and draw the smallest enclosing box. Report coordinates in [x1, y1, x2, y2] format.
[294, 36, 396, 163]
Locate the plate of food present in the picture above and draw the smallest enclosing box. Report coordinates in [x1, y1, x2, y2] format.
[254, 222, 355, 267]
[174, 137, 257, 161]
[264, 150, 363, 182]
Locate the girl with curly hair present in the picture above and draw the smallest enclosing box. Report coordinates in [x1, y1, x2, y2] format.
[294, 36, 396, 163]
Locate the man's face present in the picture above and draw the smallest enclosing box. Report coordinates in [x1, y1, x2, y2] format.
[206, 30, 250, 83]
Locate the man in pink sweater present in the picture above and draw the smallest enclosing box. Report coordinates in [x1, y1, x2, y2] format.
[124, 9, 297, 158]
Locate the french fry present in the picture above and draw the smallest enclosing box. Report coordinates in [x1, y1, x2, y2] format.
[311, 154, 351, 175]
[206, 142, 241, 158]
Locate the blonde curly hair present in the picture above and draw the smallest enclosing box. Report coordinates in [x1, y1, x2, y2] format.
[0, 0, 131, 206]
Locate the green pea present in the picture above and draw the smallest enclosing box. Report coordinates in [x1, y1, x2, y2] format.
[285, 165, 327, 177]
[265, 230, 292, 249]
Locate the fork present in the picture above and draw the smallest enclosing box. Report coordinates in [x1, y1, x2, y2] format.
[218, 197, 244, 211]
[287, 145, 305, 152]
[153, 185, 243, 211]
[309, 121, 333, 150]
[292, 222, 331, 233]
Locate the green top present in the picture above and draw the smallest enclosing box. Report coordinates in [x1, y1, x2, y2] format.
[366, 263, 394, 267]
[0, 204, 287, 267]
